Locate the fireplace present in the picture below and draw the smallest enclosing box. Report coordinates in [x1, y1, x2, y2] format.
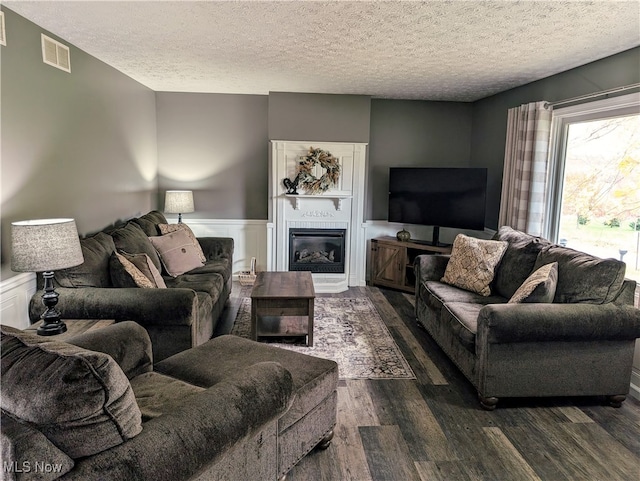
[271, 141, 367, 292]
[289, 228, 346, 273]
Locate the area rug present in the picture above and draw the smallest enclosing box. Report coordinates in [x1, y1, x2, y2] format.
[232, 297, 416, 380]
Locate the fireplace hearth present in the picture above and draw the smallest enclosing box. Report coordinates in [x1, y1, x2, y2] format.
[289, 228, 346, 273]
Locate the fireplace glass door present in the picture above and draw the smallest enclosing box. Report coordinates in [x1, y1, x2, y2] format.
[288, 228, 346, 273]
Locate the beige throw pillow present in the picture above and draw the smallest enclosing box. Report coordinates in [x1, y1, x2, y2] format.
[509, 262, 558, 303]
[149, 229, 205, 277]
[120, 251, 167, 288]
[112, 252, 156, 288]
[158, 223, 206, 263]
[441, 234, 508, 296]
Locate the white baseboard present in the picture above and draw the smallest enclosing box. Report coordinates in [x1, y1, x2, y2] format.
[630, 368, 640, 401]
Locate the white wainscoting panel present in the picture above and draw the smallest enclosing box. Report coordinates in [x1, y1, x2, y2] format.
[169, 217, 269, 277]
[631, 360, 640, 401]
[0, 272, 37, 329]
[632, 337, 640, 401]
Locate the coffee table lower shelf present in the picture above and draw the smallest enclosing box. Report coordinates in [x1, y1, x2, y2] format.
[255, 315, 313, 343]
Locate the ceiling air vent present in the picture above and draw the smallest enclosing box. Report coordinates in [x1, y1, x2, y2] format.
[0, 11, 6, 46]
[41, 34, 70, 73]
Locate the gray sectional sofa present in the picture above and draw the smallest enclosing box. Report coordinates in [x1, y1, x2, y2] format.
[415, 226, 640, 410]
[28, 211, 233, 361]
[1, 321, 338, 481]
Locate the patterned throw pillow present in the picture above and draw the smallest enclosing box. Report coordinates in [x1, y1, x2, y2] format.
[149, 229, 205, 277]
[441, 234, 508, 296]
[158, 223, 206, 263]
[110, 252, 156, 288]
[119, 251, 167, 288]
[508, 262, 558, 304]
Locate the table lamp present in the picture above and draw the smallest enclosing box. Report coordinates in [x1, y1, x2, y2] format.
[11, 218, 84, 335]
[164, 190, 194, 223]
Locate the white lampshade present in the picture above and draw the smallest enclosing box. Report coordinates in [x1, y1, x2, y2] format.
[11, 219, 84, 272]
[164, 190, 195, 214]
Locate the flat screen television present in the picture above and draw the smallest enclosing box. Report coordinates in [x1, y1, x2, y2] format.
[388, 167, 487, 246]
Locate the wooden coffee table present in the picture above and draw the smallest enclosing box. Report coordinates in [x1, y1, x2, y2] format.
[250, 271, 316, 346]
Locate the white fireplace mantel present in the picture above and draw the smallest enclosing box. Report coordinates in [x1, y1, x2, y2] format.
[269, 141, 368, 292]
[284, 194, 353, 211]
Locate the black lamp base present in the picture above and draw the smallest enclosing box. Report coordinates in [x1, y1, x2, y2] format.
[37, 271, 67, 336]
[37, 320, 67, 336]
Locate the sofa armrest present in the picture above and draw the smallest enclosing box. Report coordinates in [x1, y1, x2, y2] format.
[414, 254, 450, 285]
[198, 237, 234, 261]
[613, 278, 638, 307]
[1, 411, 75, 481]
[29, 287, 198, 328]
[63, 362, 294, 481]
[477, 303, 640, 344]
[65, 321, 153, 379]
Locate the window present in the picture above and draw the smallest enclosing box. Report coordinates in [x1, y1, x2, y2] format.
[546, 93, 640, 283]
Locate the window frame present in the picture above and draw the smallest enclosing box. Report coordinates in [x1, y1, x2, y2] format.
[544, 92, 640, 242]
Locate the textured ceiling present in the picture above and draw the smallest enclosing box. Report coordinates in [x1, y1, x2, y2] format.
[5, 1, 640, 101]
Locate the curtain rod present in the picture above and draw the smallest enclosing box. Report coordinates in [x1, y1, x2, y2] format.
[546, 83, 640, 108]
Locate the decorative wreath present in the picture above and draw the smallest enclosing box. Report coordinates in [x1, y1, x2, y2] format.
[296, 147, 340, 194]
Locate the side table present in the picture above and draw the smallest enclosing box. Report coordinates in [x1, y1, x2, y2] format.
[26, 319, 116, 340]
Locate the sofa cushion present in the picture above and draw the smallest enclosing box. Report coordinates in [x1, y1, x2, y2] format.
[164, 272, 224, 301]
[424, 281, 507, 307]
[55, 232, 115, 288]
[120, 251, 167, 288]
[187, 258, 233, 284]
[158, 223, 206, 263]
[441, 302, 484, 352]
[131, 210, 167, 237]
[130, 372, 205, 421]
[110, 252, 156, 288]
[149, 230, 205, 277]
[0, 326, 142, 459]
[533, 245, 626, 304]
[441, 234, 508, 296]
[492, 226, 551, 299]
[111, 221, 162, 271]
[509, 262, 558, 304]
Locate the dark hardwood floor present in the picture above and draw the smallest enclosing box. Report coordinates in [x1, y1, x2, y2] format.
[219, 283, 640, 481]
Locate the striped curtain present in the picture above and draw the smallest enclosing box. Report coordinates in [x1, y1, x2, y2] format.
[498, 101, 552, 236]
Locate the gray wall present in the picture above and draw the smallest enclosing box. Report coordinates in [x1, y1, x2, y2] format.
[156, 92, 475, 223]
[156, 91, 369, 220]
[268, 92, 371, 143]
[368, 100, 473, 220]
[471, 47, 640, 229]
[0, 8, 157, 280]
[156, 93, 268, 220]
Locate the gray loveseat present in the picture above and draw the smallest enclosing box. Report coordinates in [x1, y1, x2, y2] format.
[28, 211, 233, 361]
[415, 226, 640, 410]
[1, 321, 338, 480]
